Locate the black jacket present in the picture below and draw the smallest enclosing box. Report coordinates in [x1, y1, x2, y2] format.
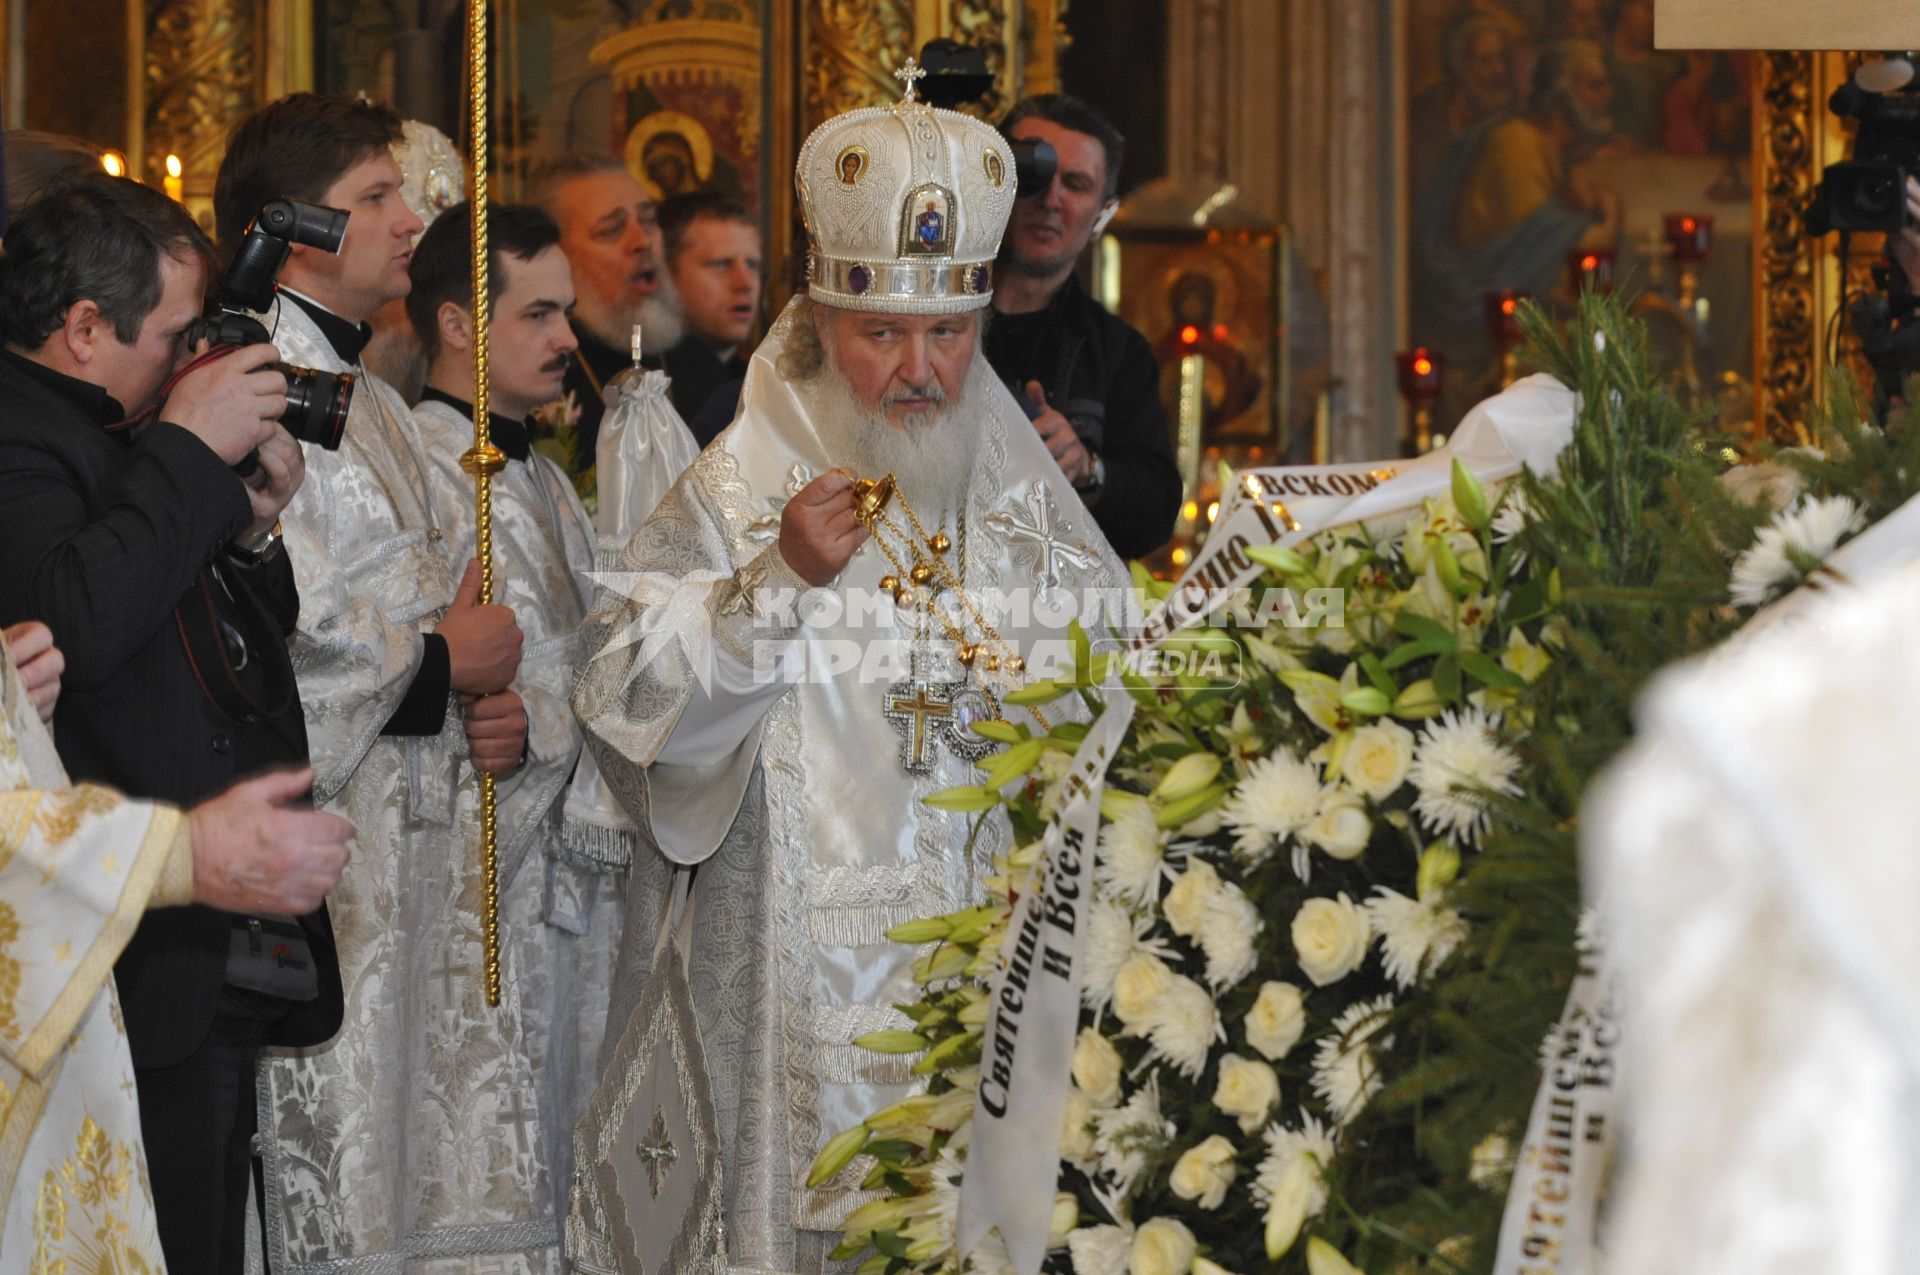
[662, 336, 749, 437]
[985, 274, 1183, 560]
[0, 349, 342, 1068]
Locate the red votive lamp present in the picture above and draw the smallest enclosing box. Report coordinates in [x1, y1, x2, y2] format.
[1484, 290, 1528, 344]
[1663, 213, 1714, 263]
[1395, 347, 1445, 454]
[1567, 247, 1617, 294]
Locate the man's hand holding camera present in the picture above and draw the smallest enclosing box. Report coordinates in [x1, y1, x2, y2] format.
[164, 341, 289, 465]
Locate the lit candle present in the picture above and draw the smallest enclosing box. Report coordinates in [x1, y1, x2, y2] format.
[163, 154, 184, 205]
[1395, 347, 1446, 455]
[100, 150, 127, 178]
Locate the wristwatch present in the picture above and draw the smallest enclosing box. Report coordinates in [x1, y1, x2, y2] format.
[228, 520, 285, 566]
[1074, 452, 1107, 504]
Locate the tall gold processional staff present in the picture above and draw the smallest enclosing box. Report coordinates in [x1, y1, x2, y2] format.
[458, 0, 507, 1006]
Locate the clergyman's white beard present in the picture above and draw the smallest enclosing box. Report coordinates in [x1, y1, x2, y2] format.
[581, 271, 687, 356]
[809, 355, 988, 521]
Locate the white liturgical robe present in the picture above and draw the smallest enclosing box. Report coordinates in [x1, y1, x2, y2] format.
[569, 299, 1135, 1274]
[256, 299, 561, 1273]
[411, 392, 628, 1232]
[0, 638, 190, 1272]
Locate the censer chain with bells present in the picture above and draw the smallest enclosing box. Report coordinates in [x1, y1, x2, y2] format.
[852, 473, 1052, 776]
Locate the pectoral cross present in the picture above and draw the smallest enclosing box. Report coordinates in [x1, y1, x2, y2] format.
[637, 1108, 679, 1199]
[884, 680, 955, 774]
[894, 57, 928, 103]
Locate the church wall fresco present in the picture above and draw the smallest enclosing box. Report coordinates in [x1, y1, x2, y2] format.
[1404, 0, 1757, 430]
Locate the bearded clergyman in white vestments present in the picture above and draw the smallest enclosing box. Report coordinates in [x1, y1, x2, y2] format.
[213, 96, 547, 1272]
[406, 199, 630, 1241]
[0, 625, 352, 1271]
[568, 67, 1134, 1274]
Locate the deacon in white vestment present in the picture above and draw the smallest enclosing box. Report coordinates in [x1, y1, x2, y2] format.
[0, 625, 351, 1272]
[406, 200, 631, 1244]
[211, 98, 537, 1273]
[570, 71, 1133, 1274]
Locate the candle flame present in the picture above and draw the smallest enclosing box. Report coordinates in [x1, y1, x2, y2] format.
[100, 151, 127, 177]
[165, 154, 183, 179]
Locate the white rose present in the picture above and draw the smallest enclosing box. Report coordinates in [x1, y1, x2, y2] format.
[1163, 858, 1223, 936]
[1245, 981, 1307, 1060]
[1168, 1134, 1239, 1210]
[1303, 788, 1372, 861]
[1291, 893, 1370, 987]
[1212, 1053, 1281, 1134]
[1130, 1216, 1198, 1275]
[1073, 1027, 1124, 1107]
[1048, 1192, 1079, 1248]
[1060, 1087, 1095, 1160]
[1341, 720, 1414, 799]
[1113, 953, 1175, 1025]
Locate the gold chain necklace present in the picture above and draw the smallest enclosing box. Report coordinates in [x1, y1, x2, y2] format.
[853, 473, 1055, 743]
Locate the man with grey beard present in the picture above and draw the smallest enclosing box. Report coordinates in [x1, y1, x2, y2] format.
[568, 75, 1134, 1275]
[532, 154, 687, 505]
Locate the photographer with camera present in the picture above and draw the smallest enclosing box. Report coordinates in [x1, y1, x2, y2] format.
[0, 171, 346, 1274]
[988, 94, 1182, 560]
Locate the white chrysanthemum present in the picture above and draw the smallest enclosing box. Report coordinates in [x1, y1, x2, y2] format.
[1490, 487, 1534, 567]
[1198, 882, 1263, 990]
[1066, 1224, 1134, 1273]
[1311, 996, 1395, 1126]
[1222, 752, 1323, 863]
[1096, 799, 1168, 908]
[1729, 493, 1866, 608]
[1082, 900, 1151, 1012]
[1366, 887, 1470, 989]
[1092, 1075, 1175, 1195]
[1142, 971, 1225, 1079]
[1408, 707, 1522, 845]
[924, 1143, 965, 1248]
[962, 1227, 1015, 1275]
[1250, 1110, 1336, 1216]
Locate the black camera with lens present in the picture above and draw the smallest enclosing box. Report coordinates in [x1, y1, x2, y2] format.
[912, 38, 1060, 197]
[1807, 74, 1920, 235]
[185, 198, 356, 462]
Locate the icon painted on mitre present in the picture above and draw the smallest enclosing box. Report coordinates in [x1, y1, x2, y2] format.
[836, 145, 868, 188]
[900, 184, 955, 256]
[984, 150, 1004, 188]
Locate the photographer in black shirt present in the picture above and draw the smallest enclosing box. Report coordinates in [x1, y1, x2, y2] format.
[0, 173, 343, 1275]
[988, 93, 1182, 560]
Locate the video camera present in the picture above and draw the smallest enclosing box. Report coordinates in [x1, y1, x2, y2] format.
[186, 198, 355, 463]
[912, 38, 1058, 197]
[1806, 71, 1920, 235]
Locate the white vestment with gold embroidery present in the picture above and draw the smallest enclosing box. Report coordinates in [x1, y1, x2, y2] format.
[571, 299, 1133, 1274]
[0, 641, 185, 1272]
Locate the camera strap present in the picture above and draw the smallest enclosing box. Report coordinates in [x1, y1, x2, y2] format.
[173, 561, 298, 726]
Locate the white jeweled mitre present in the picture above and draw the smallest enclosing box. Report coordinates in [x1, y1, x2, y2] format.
[797, 58, 1016, 314]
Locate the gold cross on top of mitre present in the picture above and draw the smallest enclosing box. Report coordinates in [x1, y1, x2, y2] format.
[894, 56, 929, 102]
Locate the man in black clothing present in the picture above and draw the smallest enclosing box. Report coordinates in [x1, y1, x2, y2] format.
[0, 172, 344, 1275]
[658, 191, 761, 436]
[533, 154, 686, 500]
[988, 94, 1181, 560]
